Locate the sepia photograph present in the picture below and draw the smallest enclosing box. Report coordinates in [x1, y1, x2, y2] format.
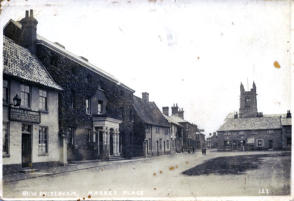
[0, 0, 292, 200]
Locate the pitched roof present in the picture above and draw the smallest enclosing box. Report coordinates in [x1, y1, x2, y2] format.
[7, 20, 134, 93]
[218, 116, 282, 131]
[133, 96, 169, 128]
[3, 36, 62, 91]
[163, 114, 184, 127]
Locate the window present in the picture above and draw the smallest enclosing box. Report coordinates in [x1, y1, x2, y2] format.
[39, 89, 48, 111]
[287, 137, 291, 146]
[71, 91, 76, 109]
[257, 139, 263, 147]
[20, 84, 30, 108]
[86, 98, 91, 115]
[39, 127, 48, 155]
[22, 124, 32, 133]
[167, 140, 170, 149]
[98, 100, 103, 114]
[129, 110, 133, 121]
[87, 129, 92, 143]
[165, 128, 169, 135]
[156, 127, 160, 133]
[3, 122, 9, 156]
[3, 80, 9, 104]
[86, 74, 92, 83]
[68, 128, 75, 145]
[245, 97, 251, 108]
[159, 138, 162, 150]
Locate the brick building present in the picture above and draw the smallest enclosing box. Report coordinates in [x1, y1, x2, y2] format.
[217, 82, 292, 151]
[132, 93, 170, 156]
[4, 10, 135, 161]
[3, 35, 64, 174]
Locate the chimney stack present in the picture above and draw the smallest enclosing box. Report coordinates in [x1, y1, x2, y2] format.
[171, 104, 179, 116]
[162, 107, 169, 116]
[142, 92, 149, 102]
[20, 10, 38, 54]
[178, 108, 184, 119]
[287, 110, 291, 118]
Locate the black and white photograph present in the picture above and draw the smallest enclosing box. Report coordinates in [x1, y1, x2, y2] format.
[0, 0, 292, 200]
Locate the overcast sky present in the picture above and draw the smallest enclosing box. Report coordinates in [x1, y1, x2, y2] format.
[1, 0, 292, 135]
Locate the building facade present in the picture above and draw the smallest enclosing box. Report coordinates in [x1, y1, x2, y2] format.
[162, 107, 184, 153]
[3, 35, 64, 174]
[132, 93, 170, 157]
[217, 82, 292, 151]
[206, 132, 218, 149]
[195, 131, 205, 149]
[4, 10, 135, 161]
[167, 104, 201, 153]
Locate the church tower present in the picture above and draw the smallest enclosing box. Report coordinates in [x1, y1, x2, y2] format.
[239, 82, 258, 118]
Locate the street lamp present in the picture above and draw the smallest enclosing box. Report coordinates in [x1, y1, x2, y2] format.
[12, 94, 21, 106]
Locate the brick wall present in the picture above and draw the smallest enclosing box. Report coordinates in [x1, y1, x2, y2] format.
[217, 129, 282, 151]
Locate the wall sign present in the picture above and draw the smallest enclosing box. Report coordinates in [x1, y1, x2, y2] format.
[9, 107, 41, 124]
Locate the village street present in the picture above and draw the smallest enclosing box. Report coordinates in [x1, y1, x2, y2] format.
[4, 150, 290, 199]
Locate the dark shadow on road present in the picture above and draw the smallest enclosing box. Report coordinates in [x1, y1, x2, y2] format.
[182, 152, 290, 176]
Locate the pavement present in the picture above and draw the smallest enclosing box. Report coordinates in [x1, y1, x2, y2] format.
[3, 156, 151, 183]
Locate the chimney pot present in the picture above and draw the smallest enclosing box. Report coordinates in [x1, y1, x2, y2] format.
[25, 10, 29, 18]
[30, 9, 34, 18]
[142, 92, 149, 102]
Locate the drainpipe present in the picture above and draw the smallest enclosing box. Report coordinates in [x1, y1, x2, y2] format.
[150, 124, 153, 156]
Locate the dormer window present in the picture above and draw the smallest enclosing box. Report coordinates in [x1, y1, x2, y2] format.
[20, 84, 31, 108]
[39, 89, 48, 111]
[85, 98, 91, 115]
[98, 100, 103, 114]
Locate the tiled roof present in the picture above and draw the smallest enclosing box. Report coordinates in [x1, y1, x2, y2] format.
[8, 20, 134, 93]
[3, 36, 62, 91]
[218, 116, 282, 131]
[133, 96, 169, 128]
[163, 114, 184, 127]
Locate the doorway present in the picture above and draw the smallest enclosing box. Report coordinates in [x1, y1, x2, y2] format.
[22, 124, 32, 168]
[110, 129, 114, 156]
[99, 130, 103, 157]
[268, 140, 273, 149]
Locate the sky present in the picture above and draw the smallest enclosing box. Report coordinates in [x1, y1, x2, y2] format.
[0, 0, 292, 135]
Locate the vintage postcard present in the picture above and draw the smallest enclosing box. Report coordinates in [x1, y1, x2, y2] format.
[0, 0, 292, 200]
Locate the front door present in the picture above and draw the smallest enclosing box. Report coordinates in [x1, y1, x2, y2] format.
[269, 140, 273, 149]
[99, 131, 103, 157]
[22, 134, 32, 168]
[110, 133, 114, 155]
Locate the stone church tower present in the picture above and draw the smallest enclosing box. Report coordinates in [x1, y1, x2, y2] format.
[239, 82, 258, 118]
